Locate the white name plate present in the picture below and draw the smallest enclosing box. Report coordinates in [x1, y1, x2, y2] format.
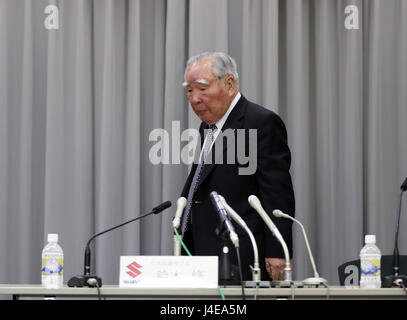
[119, 256, 218, 288]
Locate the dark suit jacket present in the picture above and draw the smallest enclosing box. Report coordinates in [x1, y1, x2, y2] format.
[181, 95, 295, 280]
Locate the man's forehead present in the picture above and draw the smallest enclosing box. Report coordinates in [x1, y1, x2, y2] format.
[184, 59, 216, 82]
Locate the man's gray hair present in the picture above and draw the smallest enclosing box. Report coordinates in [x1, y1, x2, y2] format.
[184, 52, 240, 88]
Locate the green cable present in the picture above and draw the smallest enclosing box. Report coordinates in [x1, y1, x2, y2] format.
[174, 228, 226, 301]
[174, 227, 192, 256]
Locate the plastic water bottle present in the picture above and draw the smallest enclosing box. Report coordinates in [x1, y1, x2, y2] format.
[41, 233, 64, 288]
[360, 234, 381, 288]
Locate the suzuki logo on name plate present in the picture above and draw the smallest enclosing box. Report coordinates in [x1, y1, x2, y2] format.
[126, 261, 143, 278]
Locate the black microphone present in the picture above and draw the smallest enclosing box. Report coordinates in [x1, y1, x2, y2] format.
[210, 192, 244, 297]
[210, 191, 239, 248]
[401, 177, 407, 192]
[152, 201, 172, 214]
[383, 178, 407, 288]
[67, 201, 171, 288]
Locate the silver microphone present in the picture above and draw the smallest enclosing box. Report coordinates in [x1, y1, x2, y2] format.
[172, 197, 187, 256]
[248, 195, 292, 282]
[210, 191, 239, 248]
[273, 209, 328, 286]
[218, 195, 261, 282]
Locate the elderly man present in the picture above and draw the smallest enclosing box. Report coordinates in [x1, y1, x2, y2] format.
[180, 52, 295, 281]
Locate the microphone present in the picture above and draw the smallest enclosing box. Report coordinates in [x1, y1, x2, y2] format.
[248, 195, 293, 282]
[210, 191, 239, 248]
[172, 197, 187, 256]
[401, 177, 407, 191]
[172, 197, 187, 229]
[218, 195, 261, 282]
[273, 209, 328, 286]
[212, 193, 245, 298]
[67, 200, 172, 287]
[152, 201, 172, 214]
[383, 178, 407, 288]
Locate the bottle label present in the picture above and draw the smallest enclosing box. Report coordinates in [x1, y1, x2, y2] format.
[360, 258, 380, 277]
[41, 258, 63, 276]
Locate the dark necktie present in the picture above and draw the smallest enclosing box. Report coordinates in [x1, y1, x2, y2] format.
[181, 124, 217, 236]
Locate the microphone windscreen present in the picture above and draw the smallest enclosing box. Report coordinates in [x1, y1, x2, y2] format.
[176, 197, 187, 209]
[152, 201, 172, 214]
[401, 177, 407, 191]
[273, 209, 285, 218]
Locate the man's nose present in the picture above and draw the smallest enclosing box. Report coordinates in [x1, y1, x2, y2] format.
[189, 91, 202, 104]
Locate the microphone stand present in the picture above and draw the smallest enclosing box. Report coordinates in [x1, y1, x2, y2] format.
[173, 229, 182, 256]
[383, 187, 407, 288]
[68, 201, 171, 287]
[216, 221, 233, 282]
[172, 197, 187, 256]
[219, 196, 271, 288]
[211, 191, 240, 284]
[273, 209, 327, 286]
[216, 218, 246, 299]
[248, 195, 302, 288]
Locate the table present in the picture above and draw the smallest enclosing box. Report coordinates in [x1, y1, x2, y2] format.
[0, 284, 406, 300]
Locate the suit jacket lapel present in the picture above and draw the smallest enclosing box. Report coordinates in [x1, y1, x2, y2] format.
[195, 95, 247, 189]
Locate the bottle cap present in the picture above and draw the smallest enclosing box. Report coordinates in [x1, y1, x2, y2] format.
[365, 234, 376, 244]
[47, 233, 59, 243]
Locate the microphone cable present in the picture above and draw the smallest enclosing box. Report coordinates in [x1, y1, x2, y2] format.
[174, 228, 226, 301]
[86, 278, 103, 300]
[94, 280, 102, 300]
[320, 281, 331, 300]
[395, 279, 407, 294]
[235, 247, 246, 300]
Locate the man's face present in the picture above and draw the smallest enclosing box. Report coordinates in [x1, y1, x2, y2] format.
[185, 58, 235, 125]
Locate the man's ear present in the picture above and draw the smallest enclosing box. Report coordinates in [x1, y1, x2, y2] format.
[225, 74, 236, 93]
